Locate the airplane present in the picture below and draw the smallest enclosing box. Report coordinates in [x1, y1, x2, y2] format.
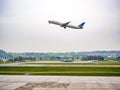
[48, 20, 85, 29]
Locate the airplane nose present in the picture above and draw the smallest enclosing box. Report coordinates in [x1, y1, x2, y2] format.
[48, 21, 50, 23]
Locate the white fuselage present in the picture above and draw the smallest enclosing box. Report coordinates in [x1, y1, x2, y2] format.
[48, 20, 84, 29]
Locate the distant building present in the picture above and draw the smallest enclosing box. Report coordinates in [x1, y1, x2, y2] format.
[58, 56, 74, 62]
[0, 50, 13, 62]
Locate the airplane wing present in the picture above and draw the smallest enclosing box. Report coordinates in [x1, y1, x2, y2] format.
[60, 21, 70, 29]
[48, 20, 70, 29]
[48, 20, 62, 25]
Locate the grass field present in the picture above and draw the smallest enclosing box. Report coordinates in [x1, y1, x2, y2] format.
[24, 61, 120, 65]
[0, 66, 120, 76]
[0, 61, 120, 76]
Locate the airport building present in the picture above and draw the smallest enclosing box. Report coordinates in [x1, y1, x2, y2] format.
[0, 50, 14, 62]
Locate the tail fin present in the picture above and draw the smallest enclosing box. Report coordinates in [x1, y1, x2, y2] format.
[78, 22, 85, 29]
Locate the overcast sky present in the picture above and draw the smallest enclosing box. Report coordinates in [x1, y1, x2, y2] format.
[0, 0, 120, 52]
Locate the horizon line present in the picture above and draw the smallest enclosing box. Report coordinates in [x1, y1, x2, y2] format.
[1, 49, 120, 53]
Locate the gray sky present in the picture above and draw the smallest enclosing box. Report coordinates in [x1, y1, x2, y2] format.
[0, 0, 120, 52]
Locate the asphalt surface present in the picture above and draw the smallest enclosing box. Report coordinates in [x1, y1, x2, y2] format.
[0, 63, 120, 67]
[0, 75, 120, 90]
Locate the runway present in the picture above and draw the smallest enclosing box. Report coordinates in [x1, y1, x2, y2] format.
[0, 63, 120, 67]
[0, 75, 120, 90]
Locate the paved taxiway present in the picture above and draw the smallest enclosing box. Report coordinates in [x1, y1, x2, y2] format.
[0, 75, 120, 90]
[0, 63, 120, 67]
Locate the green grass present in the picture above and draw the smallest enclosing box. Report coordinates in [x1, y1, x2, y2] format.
[24, 61, 120, 65]
[0, 61, 120, 76]
[0, 66, 120, 76]
[0, 66, 120, 72]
